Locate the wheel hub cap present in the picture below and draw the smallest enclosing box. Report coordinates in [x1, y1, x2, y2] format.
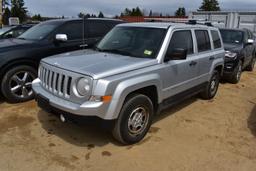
[10, 71, 35, 98]
[128, 107, 149, 136]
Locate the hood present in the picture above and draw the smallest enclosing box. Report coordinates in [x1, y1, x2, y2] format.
[0, 38, 34, 51]
[223, 43, 243, 52]
[42, 50, 158, 79]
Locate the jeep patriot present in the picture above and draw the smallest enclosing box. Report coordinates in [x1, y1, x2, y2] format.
[32, 22, 225, 144]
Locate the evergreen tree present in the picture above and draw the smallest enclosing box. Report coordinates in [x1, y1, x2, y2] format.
[199, 0, 220, 11]
[3, 7, 11, 25]
[149, 10, 153, 17]
[175, 7, 186, 17]
[31, 14, 42, 21]
[98, 11, 104, 18]
[10, 0, 27, 22]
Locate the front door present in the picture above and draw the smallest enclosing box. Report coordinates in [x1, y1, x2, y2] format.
[162, 30, 199, 100]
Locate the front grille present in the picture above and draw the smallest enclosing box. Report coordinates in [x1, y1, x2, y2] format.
[39, 65, 72, 98]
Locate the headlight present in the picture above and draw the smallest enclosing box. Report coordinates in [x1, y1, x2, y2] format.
[76, 78, 91, 96]
[225, 51, 237, 58]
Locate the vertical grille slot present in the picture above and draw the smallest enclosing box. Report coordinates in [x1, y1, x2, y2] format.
[67, 77, 72, 96]
[60, 75, 65, 94]
[55, 73, 59, 92]
[51, 72, 55, 90]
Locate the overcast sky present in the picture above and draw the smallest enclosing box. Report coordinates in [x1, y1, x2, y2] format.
[24, 0, 256, 17]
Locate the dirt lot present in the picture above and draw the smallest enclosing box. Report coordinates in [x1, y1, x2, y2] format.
[0, 70, 256, 171]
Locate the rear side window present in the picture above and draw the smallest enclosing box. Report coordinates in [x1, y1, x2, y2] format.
[211, 30, 222, 49]
[58, 22, 83, 40]
[195, 30, 211, 52]
[87, 21, 110, 38]
[167, 30, 194, 55]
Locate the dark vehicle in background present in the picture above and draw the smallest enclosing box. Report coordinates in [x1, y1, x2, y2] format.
[0, 18, 123, 103]
[0, 24, 35, 39]
[220, 28, 256, 83]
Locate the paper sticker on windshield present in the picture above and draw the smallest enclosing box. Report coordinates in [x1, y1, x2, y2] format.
[144, 50, 153, 56]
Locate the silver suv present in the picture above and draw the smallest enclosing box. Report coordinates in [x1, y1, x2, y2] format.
[32, 22, 225, 144]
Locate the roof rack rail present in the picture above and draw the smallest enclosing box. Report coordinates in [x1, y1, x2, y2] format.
[186, 19, 213, 27]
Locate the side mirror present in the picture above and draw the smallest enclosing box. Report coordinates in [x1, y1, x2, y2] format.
[55, 34, 68, 42]
[165, 48, 187, 62]
[247, 39, 254, 45]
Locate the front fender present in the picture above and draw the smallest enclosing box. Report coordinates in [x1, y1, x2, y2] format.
[104, 74, 162, 120]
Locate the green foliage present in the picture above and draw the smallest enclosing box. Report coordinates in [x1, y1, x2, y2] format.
[31, 14, 42, 21]
[98, 11, 104, 18]
[3, 7, 11, 25]
[10, 0, 27, 22]
[121, 7, 143, 16]
[199, 0, 220, 11]
[175, 7, 186, 17]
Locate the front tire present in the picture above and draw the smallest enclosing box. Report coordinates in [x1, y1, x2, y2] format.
[246, 57, 256, 71]
[200, 70, 220, 100]
[1, 65, 37, 103]
[112, 94, 154, 145]
[229, 60, 242, 84]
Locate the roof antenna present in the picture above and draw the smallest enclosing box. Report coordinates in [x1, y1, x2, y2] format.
[82, 14, 86, 51]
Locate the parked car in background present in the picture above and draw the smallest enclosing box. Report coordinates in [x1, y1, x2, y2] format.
[33, 22, 224, 144]
[0, 24, 35, 39]
[0, 18, 123, 103]
[220, 28, 256, 83]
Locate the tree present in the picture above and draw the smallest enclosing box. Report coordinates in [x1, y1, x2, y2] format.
[98, 11, 104, 18]
[120, 7, 143, 17]
[3, 7, 11, 25]
[199, 0, 220, 11]
[175, 7, 186, 17]
[149, 10, 153, 17]
[32, 14, 42, 21]
[10, 0, 27, 23]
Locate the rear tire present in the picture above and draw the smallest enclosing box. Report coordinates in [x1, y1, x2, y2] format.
[228, 60, 242, 84]
[1, 65, 37, 103]
[246, 57, 256, 71]
[200, 70, 220, 100]
[112, 94, 154, 145]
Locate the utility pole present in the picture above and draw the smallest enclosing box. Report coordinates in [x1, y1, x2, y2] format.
[0, 0, 2, 26]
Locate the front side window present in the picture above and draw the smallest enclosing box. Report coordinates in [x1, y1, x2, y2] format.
[195, 30, 211, 52]
[58, 22, 83, 40]
[211, 30, 222, 49]
[97, 27, 166, 59]
[166, 30, 194, 56]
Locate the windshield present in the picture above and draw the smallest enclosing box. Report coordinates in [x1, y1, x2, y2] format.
[18, 22, 59, 40]
[220, 30, 243, 44]
[96, 26, 166, 58]
[0, 27, 12, 35]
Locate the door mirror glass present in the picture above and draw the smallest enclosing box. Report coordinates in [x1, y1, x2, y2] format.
[55, 34, 68, 42]
[247, 39, 254, 44]
[165, 48, 187, 61]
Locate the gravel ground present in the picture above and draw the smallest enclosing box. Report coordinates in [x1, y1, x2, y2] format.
[0, 70, 256, 171]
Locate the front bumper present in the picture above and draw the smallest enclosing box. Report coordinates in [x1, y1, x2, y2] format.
[32, 79, 112, 120]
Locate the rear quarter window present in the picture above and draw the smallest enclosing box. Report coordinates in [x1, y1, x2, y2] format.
[211, 30, 222, 49]
[195, 30, 211, 52]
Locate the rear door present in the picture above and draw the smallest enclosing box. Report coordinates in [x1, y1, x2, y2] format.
[162, 29, 200, 99]
[195, 29, 215, 82]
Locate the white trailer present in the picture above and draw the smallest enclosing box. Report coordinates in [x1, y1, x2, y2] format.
[189, 11, 256, 34]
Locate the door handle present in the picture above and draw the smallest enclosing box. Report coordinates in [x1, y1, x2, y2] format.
[189, 61, 197, 66]
[209, 56, 215, 61]
[80, 44, 88, 48]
